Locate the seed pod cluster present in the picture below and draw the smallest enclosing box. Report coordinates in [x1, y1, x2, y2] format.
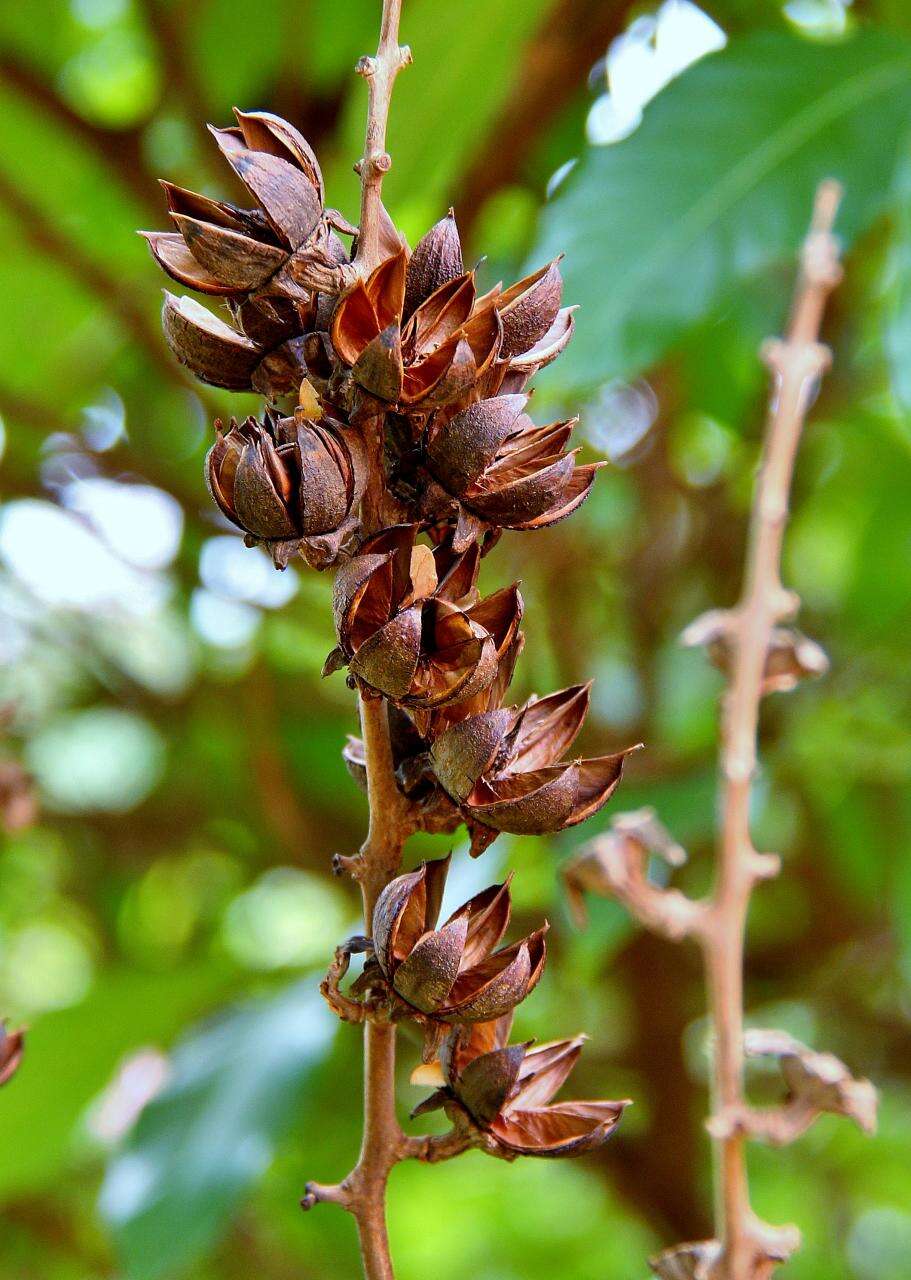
[146, 108, 636, 1163]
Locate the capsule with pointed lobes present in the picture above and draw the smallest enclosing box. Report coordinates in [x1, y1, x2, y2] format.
[329, 525, 522, 712]
[372, 857, 546, 1028]
[206, 407, 368, 568]
[143, 109, 349, 398]
[330, 209, 573, 410]
[412, 1013, 630, 1158]
[430, 683, 642, 852]
[425, 393, 604, 547]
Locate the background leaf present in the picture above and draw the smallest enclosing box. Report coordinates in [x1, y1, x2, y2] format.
[532, 29, 911, 393]
[99, 983, 335, 1280]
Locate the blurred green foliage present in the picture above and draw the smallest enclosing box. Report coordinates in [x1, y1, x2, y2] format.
[1, 1, 910, 1278]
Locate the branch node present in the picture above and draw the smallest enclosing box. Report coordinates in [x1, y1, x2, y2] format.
[747, 851, 781, 883]
[333, 852, 363, 879]
[301, 1181, 351, 1212]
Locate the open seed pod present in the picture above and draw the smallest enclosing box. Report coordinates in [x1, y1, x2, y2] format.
[372, 858, 546, 1034]
[411, 1014, 629, 1158]
[206, 406, 367, 568]
[424, 393, 603, 546]
[430, 683, 640, 853]
[144, 110, 349, 396]
[328, 526, 523, 709]
[330, 210, 567, 411]
[160, 287, 336, 399]
[0, 1022, 24, 1087]
[143, 109, 330, 298]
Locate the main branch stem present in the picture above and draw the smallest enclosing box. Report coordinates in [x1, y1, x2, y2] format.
[324, 7, 414, 1274]
[353, 0, 411, 274]
[702, 182, 842, 1278]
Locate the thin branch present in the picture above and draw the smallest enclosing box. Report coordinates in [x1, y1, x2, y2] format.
[700, 180, 843, 1280]
[304, 12, 425, 1276]
[352, 0, 411, 273]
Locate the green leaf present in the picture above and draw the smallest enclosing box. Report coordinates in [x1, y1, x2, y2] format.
[531, 29, 911, 394]
[100, 981, 335, 1280]
[0, 962, 235, 1199]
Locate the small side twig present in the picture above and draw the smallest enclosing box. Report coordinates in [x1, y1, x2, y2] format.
[707, 1029, 877, 1149]
[699, 181, 844, 1279]
[352, 0, 412, 274]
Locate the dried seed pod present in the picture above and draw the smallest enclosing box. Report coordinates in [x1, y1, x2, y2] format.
[430, 683, 640, 852]
[649, 1241, 722, 1280]
[424, 393, 603, 536]
[329, 527, 522, 708]
[143, 109, 327, 298]
[412, 1014, 629, 1158]
[330, 213, 570, 410]
[0, 1022, 24, 1087]
[206, 407, 367, 568]
[372, 858, 546, 1029]
[649, 1227, 799, 1280]
[744, 1029, 878, 1135]
[403, 211, 464, 320]
[496, 259, 563, 359]
[144, 111, 350, 395]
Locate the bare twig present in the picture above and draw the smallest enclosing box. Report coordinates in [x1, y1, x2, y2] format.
[707, 1029, 877, 1148]
[567, 185, 864, 1280]
[700, 181, 844, 1279]
[352, 0, 411, 274]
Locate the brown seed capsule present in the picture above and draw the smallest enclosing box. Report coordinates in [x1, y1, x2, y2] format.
[330, 213, 570, 410]
[681, 609, 829, 696]
[403, 211, 464, 320]
[143, 110, 325, 297]
[496, 259, 563, 360]
[0, 1022, 24, 1087]
[372, 858, 546, 1026]
[206, 407, 367, 568]
[143, 111, 351, 396]
[430, 683, 641, 852]
[329, 526, 522, 708]
[412, 1014, 629, 1158]
[425, 394, 603, 534]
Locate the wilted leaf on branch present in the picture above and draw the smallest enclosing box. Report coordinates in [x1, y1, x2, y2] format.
[565, 807, 700, 938]
[681, 610, 828, 696]
[745, 1029, 878, 1134]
